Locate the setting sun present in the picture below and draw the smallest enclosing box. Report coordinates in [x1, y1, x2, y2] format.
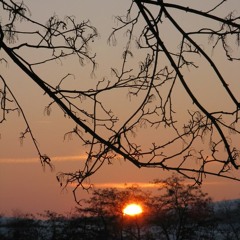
[123, 203, 143, 216]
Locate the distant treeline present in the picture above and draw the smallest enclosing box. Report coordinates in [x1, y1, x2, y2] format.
[1, 175, 240, 240]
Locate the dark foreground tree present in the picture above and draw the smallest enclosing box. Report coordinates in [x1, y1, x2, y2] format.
[0, 0, 240, 199]
[73, 175, 215, 239]
[77, 186, 150, 240]
[149, 174, 215, 239]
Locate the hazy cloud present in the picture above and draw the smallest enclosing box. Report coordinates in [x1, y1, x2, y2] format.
[0, 154, 88, 164]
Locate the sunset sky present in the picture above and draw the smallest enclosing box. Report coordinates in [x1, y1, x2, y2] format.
[0, 0, 240, 216]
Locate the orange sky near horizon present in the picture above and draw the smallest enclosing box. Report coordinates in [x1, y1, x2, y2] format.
[1, 153, 240, 216]
[0, 0, 240, 216]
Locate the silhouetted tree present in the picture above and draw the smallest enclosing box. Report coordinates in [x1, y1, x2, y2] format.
[39, 210, 66, 240]
[0, 214, 9, 240]
[61, 214, 95, 240]
[3, 213, 41, 240]
[77, 186, 150, 240]
[0, 0, 240, 199]
[74, 176, 215, 239]
[149, 174, 215, 239]
[215, 200, 240, 240]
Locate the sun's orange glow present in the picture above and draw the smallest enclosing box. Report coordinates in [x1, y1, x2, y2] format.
[123, 203, 143, 216]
